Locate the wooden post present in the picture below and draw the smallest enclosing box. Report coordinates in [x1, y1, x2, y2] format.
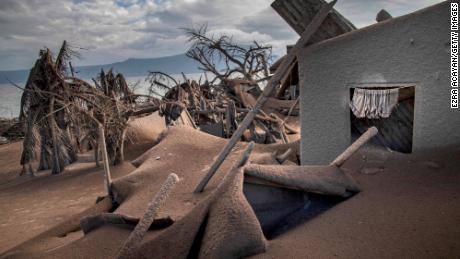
[282, 96, 300, 125]
[116, 173, 180, 259]
[98, 126, 112, 197]
[194, 0, 337, 193]
[330, 127, 378, 167]
[276, 59, 298, 98]
[195, 142, 254, 193]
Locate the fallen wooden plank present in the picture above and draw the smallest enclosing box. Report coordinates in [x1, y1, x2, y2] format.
[195, 142, 254, 193]
[271, 0, 355, 38]
[116, 173, 180, 259]
[330, 126, 378, 167]
[194, 0, 337, 193]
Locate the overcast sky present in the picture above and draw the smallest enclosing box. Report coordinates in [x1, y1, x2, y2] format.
[0, 0, 444, 71]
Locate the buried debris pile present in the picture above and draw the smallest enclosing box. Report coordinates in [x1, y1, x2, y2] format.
[2, 0, 459, 257]
[14, 25, 302, 178]
[144, 25, 301, 145]
[0, 1, 380, 258]
[2, 125, 375, 258]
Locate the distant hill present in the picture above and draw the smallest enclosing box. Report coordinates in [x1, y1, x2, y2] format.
[0, 53, 201, 84]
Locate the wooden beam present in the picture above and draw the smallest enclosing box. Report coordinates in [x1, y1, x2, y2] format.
[193, 0, 337, 193]
[116, 173, 179, 259]
[275, 59, 297, 98]
[195, 142, 254, 193]
[330, 126, 378, 167]
[98, 126, 112, 197]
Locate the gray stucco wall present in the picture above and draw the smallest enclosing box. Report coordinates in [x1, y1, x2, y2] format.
[298, 1, 459, 165]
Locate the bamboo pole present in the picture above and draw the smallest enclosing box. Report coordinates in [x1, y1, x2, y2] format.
[194, 0, 337, 193]
[116, 173, 180, 259]
[330, 127, 378, 167]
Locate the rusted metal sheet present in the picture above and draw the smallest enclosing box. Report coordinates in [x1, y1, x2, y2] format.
[271, 0, 356, 44]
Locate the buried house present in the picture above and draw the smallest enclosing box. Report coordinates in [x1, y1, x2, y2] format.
[293, 1, 460, 164]
[0, 1, 367, 258]
[2, 1, 460, 258]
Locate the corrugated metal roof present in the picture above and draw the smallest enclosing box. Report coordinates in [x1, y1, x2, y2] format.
[271, 0, 356, 44]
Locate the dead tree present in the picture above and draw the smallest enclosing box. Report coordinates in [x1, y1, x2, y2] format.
[19, 42, 161, 175]
[145, 27, 299, 145]
[92, 69, 137, 165]
[184, 25, 272, 84]
[20, 43, 78, 175]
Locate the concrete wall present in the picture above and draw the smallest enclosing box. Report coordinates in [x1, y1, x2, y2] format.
[298, 1, 459, 165]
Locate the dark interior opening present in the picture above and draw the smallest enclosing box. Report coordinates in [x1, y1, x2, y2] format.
[350, 86, 415, 153]
[187, 214, 209, 259]
[243, 183, 345, 240]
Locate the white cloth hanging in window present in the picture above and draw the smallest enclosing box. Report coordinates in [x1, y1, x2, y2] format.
[350, 88, 399, 119]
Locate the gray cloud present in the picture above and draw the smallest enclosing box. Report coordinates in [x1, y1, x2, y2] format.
[0, 0, 443, 70]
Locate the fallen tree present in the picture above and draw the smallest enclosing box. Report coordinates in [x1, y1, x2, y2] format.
[19, 41, 161, 175]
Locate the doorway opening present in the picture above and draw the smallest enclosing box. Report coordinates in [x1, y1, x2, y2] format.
[350, 85, 415, 153]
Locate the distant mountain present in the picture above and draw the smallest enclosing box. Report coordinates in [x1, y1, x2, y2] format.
[0, 53, 201, 84]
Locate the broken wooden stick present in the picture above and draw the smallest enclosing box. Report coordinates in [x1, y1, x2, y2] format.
[116, 173, 180, 259]
[330, 126, 378, 167]
[195, 0, 337, 192]
[195, 141, 255, 193]
[276, 59, 298, 98]
[282, 96, 300, 125]
[276, 148, 293, 164]
[98, 125, 112, 197]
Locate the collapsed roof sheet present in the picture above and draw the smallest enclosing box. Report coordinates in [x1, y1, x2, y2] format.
[4, 126, 359, 258]
[271, 0, 356, 44]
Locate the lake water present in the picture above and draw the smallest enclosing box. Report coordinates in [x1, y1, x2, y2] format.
[0, 73, 205, 118]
